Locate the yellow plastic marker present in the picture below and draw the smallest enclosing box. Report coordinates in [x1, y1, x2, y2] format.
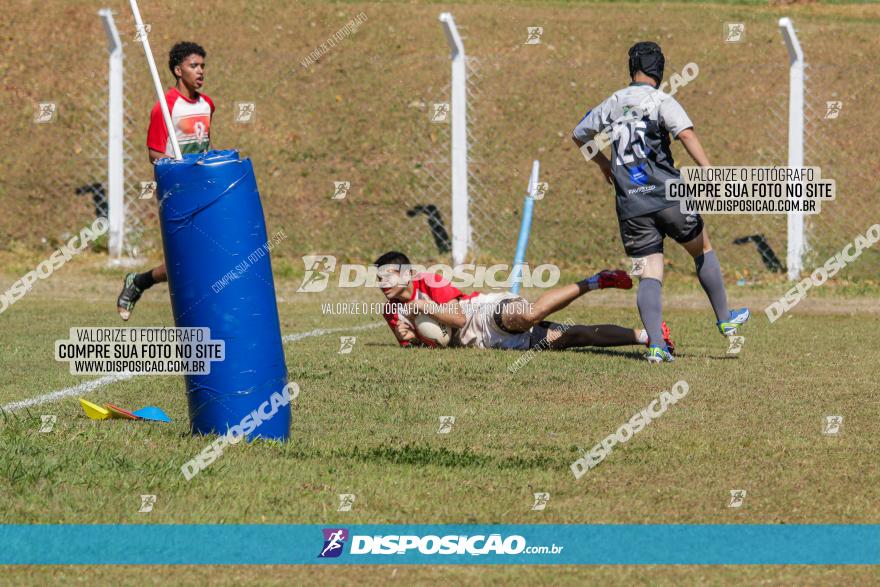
[79, 398, 110, 420]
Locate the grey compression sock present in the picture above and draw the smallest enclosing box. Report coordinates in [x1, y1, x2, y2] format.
[637, 278, 665, 348]
[695, 250, 729, 322]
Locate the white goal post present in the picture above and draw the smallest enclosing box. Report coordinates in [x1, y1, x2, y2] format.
[99, 9, 124, 262]
[439, 13, 470, 266]
[779, 17, 805, 281]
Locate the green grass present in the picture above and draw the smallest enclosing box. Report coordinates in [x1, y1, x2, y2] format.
[4, 2, 880, 582]
[1, 264, 879, 583]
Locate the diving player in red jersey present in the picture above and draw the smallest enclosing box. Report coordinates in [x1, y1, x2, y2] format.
[374, 251, 673, 352]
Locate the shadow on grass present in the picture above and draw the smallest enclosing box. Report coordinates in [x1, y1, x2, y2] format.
[345, 443, 562, 471]
[365, 344, 652, 364]
[564, 347, 646, 362]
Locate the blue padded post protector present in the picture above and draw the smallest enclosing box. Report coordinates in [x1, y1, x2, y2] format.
[154, 150, 289, 441]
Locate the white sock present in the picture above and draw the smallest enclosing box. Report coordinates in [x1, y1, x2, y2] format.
[636, 329, 649, 344]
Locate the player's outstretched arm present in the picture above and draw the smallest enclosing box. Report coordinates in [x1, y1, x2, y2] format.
[677, 128, 711, 167]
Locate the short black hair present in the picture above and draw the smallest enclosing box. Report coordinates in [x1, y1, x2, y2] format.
[169, 42, 206, 79]
[373, 251, 410, 268]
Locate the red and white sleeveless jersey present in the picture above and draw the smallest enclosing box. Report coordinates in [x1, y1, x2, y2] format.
[146, 87, 215, 156]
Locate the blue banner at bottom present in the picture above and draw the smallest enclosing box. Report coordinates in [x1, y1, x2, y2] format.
[1, 524, 877, 565]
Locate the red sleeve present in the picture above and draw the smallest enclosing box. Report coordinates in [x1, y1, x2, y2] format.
[202, 93, 215, 114]
[146, 101, 169, 153]
[417, 273, 465, 304]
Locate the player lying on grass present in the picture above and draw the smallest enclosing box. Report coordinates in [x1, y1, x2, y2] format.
[373, 251, 673, 352]
[116, 41, 215, 320]
[571, 41, 748, 363]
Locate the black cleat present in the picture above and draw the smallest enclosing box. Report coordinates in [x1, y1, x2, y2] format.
[116, 273, 143, 321]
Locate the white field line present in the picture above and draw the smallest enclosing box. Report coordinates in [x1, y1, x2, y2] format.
[0, 373, 137, 413]
[282, 322, 381, 343]
[0, 321, 382, 414]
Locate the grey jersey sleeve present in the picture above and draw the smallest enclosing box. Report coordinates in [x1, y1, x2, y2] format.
[572, 97, 614, 143]
[658, 96, 693, 138]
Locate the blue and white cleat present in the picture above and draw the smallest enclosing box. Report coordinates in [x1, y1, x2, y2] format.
[646, 345, 675, 364]
[717, 308, 750, 336]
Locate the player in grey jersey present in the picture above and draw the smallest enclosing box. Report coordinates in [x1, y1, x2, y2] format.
[572, 41, 749, 363]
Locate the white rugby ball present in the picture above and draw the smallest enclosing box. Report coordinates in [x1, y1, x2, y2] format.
[414, 314, 451, 347]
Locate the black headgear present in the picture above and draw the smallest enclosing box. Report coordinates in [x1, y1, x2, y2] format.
[628, 42, 665, 85]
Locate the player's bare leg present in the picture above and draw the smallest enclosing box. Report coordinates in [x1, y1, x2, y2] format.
[503, 269, 632, 332]
[116, 263, 168, 320]
[152, 264, 168, 282]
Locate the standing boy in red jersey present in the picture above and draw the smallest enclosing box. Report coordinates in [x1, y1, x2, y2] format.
[116, 41, 215, 320]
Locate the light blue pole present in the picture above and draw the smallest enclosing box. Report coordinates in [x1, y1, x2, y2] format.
[510, 160, 540, 295]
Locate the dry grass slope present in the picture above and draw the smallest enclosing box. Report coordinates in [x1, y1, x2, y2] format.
[1, 1, 879, 279]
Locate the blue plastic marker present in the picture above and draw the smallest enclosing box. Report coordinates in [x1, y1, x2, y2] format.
[510, 160, 540, 295]
[132, 406, 172, 423]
